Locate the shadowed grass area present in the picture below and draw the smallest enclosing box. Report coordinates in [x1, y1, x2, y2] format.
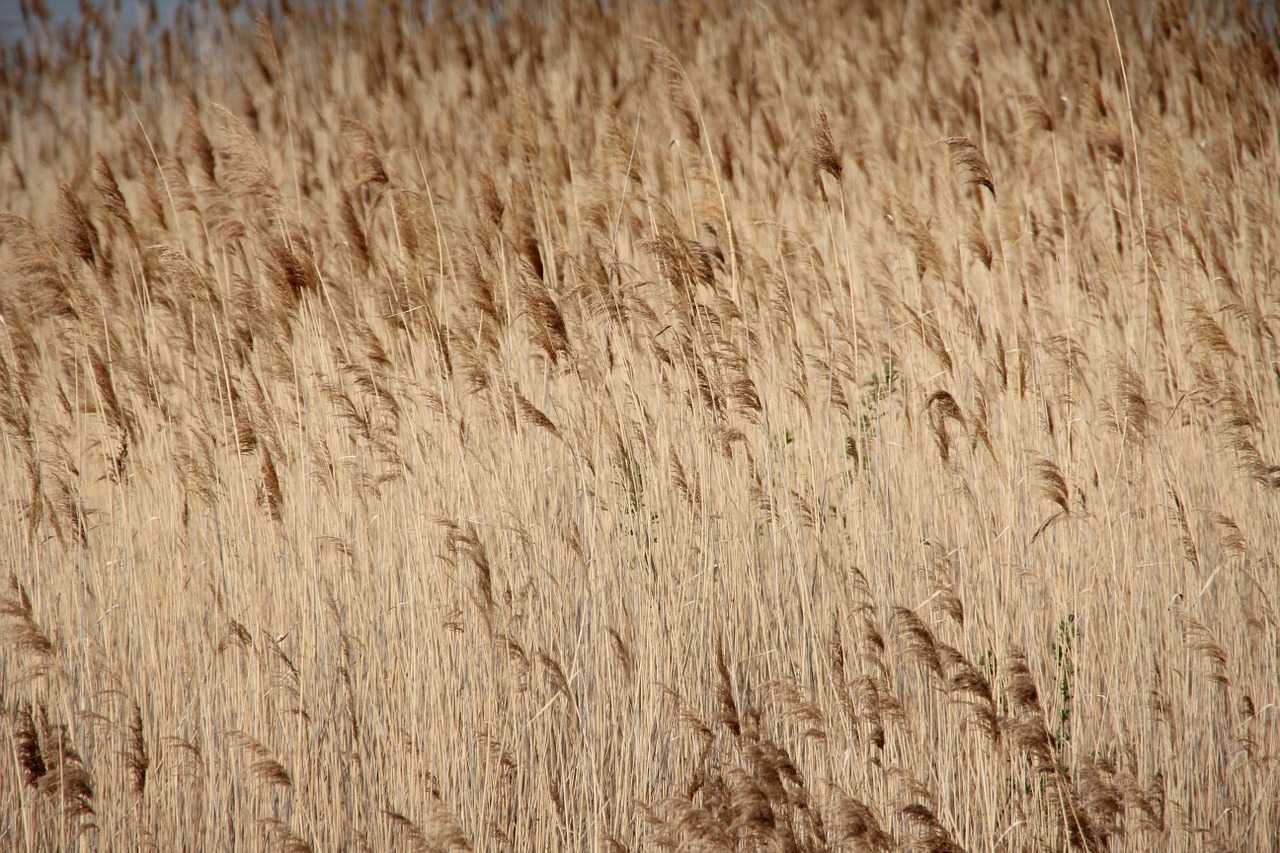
[1, 1, 1278, 850]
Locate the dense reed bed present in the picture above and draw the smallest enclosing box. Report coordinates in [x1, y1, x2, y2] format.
[2, 0, 1278, 849]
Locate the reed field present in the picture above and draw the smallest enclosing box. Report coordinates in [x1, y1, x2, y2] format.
[1, 0, 1278, 849]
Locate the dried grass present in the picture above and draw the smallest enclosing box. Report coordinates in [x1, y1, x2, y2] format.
[0, 1, 1277, 850]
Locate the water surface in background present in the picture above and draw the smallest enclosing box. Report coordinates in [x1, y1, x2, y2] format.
[3, 0, 1275, 58]
[0, 0, 181, 46]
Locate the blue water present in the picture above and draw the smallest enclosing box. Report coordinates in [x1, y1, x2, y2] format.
[3, 0, 1274, 52]
[0, 0, 182, 48]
